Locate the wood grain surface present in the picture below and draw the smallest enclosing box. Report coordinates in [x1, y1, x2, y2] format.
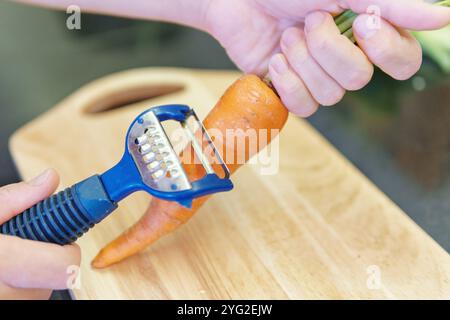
[9, 68, 450, 299]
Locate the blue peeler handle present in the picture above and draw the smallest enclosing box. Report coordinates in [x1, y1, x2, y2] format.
[0, 104, 234, 245]
[0, 175, 117, 245]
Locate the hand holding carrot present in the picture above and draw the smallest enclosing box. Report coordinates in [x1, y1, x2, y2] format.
[206, 0, 449, 116]
[17, 0, 450, 116]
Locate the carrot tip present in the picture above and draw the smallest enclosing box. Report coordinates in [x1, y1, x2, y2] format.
[91, 251, 110, 269]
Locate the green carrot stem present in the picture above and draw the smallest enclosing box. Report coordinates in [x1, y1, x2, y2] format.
[338, 15, 357, 34]
[343, 28, 354, 40]
[435, 0, 450, 7]
[334, 10, 357, 25]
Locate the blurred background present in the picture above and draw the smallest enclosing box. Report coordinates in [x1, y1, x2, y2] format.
[0, 1, 449, 296]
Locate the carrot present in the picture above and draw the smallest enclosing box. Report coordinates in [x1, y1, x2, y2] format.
[92, 75, 288, 268]
[92, 1, 450, 268]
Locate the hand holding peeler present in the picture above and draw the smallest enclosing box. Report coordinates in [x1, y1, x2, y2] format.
[0, 104, 233, 245]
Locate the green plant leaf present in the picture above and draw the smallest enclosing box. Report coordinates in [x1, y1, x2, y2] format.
[413, 26, 450, 74]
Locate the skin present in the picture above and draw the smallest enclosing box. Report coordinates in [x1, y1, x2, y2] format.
[2, 0, 449, 296]
[207, 0, 449, 116]
[0, 169, 81, 299]
[15, 0, 450, 116]
[15, 0, 450, 117]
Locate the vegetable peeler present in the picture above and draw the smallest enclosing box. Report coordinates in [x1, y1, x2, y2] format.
[0, 104, 233, 245]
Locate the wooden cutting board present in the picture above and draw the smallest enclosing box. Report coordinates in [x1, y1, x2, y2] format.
[9, 68, 450, 299]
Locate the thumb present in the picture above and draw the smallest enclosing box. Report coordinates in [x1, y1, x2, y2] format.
[0, 169, 59, 224]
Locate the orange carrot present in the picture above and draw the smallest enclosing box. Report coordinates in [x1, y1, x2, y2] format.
[92, 75, 288, 268]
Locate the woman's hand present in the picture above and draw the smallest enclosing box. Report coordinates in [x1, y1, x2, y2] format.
[204, 0, 450, 116]
[12, 0, 450, 117]
[0, 169, 81, 300]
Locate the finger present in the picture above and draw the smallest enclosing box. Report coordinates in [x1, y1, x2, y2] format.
[250, 0, 344, 19]
[281, 27, 346, 106]
[0, 169, 59, 224]
[0, 235, 81, 289]
[353, 14, 422, 80]
[341, 0, 450, 30]
[268, 53, 319, 117]
[0, 282, 51, 300]
[305, 11, 374, 91]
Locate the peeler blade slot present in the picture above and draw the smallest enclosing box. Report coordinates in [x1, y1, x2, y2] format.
[183, 110, 231, 180]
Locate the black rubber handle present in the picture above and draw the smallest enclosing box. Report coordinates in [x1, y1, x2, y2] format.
[0, 175, 117, 245]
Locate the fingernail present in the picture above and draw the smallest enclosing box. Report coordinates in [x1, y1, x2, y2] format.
[29, 169, 52, 186]
[281, 28, 300, 49]
[305, 11, 326, 33]
[270, 55, 288, 75]
[353, 15, 378, 40]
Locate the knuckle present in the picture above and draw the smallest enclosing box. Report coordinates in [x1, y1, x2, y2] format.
[288, 100, 318, 118]
[283, 82, 301, 96]
[391, 55, 422, 80]
[281, 27, 298, 46]
[308, 36, 332, 53]
[344, 0, 358, 8]
[369, 38, 394, 64]
[281, 75, 302, 95]
[344, 67, 373, 90]
[0, 185, 16, 201]
[300, 100, 319, 117]
[318, 87, 346, 106]
[289, 44, 310, 68]
[309, 100, 320, 113]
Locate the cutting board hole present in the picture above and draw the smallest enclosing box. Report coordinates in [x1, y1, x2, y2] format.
[84, 84, 185, 114]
